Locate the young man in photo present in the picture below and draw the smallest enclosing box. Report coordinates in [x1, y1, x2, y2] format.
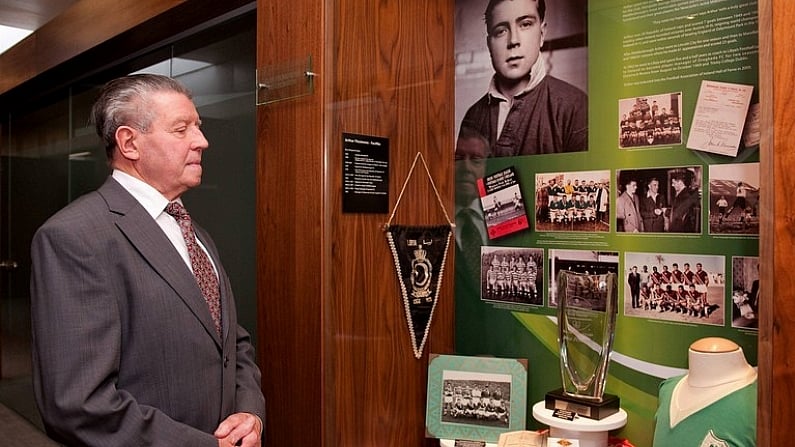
[456, 0, 588, 158]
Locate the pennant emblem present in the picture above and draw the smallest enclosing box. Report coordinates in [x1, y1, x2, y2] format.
[386, 224, 452, 359]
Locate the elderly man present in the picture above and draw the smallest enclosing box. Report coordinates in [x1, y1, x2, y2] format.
[31, 74, 265, 447]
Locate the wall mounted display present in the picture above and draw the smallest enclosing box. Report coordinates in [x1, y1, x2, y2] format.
[481, 246, 544, 307]
[623, 252, 725, 325]
[730, 256, 759, 330]
[426, 354, 528, 443]
[478, 167, 530, 239]
[616, 166, 703, 234]
[708, 162, 759, 236]
[686, 80, 755, 157]
[534, 171, 611, 233]
[453, 0, 760, 445]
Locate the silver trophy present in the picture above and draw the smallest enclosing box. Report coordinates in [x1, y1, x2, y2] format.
[546, 270, 620, 420]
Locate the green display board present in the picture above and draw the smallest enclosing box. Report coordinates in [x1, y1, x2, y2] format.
[453, 1, 760, 446]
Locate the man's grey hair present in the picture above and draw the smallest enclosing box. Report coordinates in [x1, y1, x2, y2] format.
[90, 73, 193, 159]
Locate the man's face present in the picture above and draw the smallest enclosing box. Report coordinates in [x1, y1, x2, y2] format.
[487, 0, 546, 89]
[626, 181, 637, 195]
[649, 180, 659, 193]
[130, 91, 209, 200]
[455, 133, 488, 203]
[672, 178, 685, 193]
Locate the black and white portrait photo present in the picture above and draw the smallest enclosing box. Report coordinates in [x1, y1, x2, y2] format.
[455, 0, 588, 158]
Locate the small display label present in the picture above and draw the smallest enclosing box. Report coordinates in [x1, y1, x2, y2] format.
[342, 133, 389, 213]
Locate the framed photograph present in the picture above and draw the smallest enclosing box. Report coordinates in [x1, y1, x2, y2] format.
[618, 92, 683, 149]
[624, 252, 725, 327]
[731, 256, 759, 330]
[426, 354, 528, 443]
[481, 246, 544, 307]
[708, 163, 759, 236]
[616, 165, 703, 234]
[535, 170, 611, 233]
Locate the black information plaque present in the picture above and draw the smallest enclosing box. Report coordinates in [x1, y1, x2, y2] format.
[342, 133, 389, 213]
[545, 388, 620, 421]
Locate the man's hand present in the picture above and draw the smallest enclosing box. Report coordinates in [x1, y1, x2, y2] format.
[215, 412, 262, 447]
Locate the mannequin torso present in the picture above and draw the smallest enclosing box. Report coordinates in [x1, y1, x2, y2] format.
[669, 337, 757, 427]
[652, 337, 757, 447]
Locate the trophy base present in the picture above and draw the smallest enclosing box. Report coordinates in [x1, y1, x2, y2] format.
[545, 388, 620, 421]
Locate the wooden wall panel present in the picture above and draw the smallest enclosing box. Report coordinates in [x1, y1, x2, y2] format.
[257, 0, 454, 445]
[327, 1, 454, 446]
[256, 1, 325, 446]
[760, 0, 795, 445]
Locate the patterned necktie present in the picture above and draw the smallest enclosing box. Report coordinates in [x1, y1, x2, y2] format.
[165, 201, 222, 336]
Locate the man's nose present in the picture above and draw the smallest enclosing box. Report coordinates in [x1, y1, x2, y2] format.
[507, 26, 520, 48]
[192, 128, 210, 150]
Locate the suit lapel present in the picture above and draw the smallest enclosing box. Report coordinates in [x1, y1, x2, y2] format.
[98, 178, 223, 347]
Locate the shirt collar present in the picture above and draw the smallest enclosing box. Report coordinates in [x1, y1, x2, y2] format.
[112, 169, 179, 219]
[487, 57, 548, 103]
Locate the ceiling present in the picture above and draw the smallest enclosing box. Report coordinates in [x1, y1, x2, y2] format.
[0, 0, 78, 53]
[0, 0, 77, 29]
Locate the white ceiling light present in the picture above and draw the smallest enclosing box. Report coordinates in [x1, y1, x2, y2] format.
[0, 24, 33, 55]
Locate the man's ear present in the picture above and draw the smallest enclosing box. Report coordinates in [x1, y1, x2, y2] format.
[540, 21, 547, 48]
[115, 126, 140, 161]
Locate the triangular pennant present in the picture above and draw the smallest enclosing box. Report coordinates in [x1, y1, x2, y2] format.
[386, 224, 452, 359]
[384, 152, 454, 359]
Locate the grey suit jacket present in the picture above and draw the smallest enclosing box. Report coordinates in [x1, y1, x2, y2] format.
[30, 177, 265, 446]
[616, 191, 643, 233]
